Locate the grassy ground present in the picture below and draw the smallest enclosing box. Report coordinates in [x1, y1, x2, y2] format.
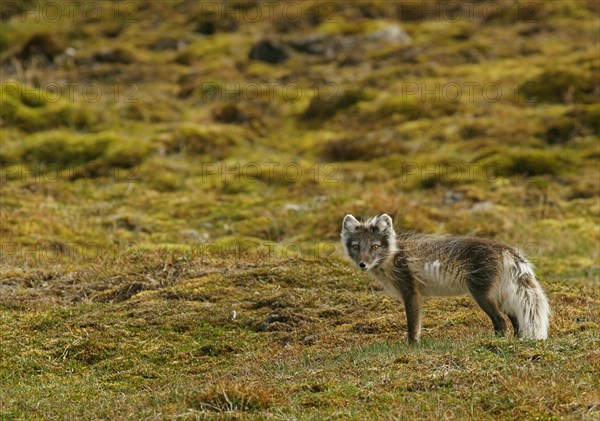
[1, 1, 599, 419]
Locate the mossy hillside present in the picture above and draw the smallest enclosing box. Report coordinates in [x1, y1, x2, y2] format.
[1, 0, 599, 419]
[1, 257, 598, 419]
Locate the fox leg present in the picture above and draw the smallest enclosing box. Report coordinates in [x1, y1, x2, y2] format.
[470, 292, 507, 336]
[506, 313, 520, 337]
[402, 292, 422, 344]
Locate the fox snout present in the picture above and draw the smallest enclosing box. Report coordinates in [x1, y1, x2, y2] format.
[356, 255, 378, 271]
[357, 260, 376, 271]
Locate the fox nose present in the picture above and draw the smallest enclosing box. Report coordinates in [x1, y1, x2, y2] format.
[359, 262, 366, 269]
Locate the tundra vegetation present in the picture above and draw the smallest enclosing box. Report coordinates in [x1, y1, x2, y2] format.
[0, 1, 598, 419]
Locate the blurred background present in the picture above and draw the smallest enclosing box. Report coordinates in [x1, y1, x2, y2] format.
[1, 0, 598, 254]
[0, 1, 599, 417]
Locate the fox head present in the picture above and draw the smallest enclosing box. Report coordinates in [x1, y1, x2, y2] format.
[341, 214, 398, 271]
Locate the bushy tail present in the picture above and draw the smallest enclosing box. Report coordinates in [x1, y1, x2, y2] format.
[500, 252, 550, 340]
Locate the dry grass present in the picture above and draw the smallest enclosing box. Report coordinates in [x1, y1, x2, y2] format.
[1, 0, 599, 419]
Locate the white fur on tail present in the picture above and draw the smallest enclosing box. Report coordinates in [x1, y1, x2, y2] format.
[498, 252, 550, 339]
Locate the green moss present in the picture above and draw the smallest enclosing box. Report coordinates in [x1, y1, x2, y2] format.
[160, 123, 246, 159]
[20, 131, 112, 167]
[301, 89, 369, 121]
[103, 136, 153, 169]
[479, 148, 575, 177]
[120, 99, 182, 124]
[320, 134, 409, 161]
[543, 117, 576, 144]
[570, 104, 600, 136]
[1, 2, 599, 419]
[174, 35, 233, 63]
[7, 131, 152, 175]
[0, 82, 99, 133]
[520, 69, 598, 104]
[145, 170, 184, 192]
[362, 95, 459, 124]
[480, 0, 548, 25]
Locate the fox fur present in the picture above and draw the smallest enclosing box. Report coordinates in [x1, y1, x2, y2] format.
[341, 214, 550, 344]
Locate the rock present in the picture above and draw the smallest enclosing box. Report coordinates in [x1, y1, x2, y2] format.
[212, 104, 247, 125]
[16, 33, 63, 62]
[102, 25, 124, 38]
[288, 24, 410, 60]
[444, 191, 465, 205]
[181, 229, 210, 243]
[196, 21, 217, 35]
[92, 47, 136, 64]
[364, 24, 412, 43]
[249, 40, 289, 64]
[288, 33, 346, 57]
[353, 322, 379, 334]
[150, 37, 186, 51]
[470, 201, 494, 213]
[258, 314, 284, 331]
[199, 344, 234, 356]
[283, 204, 304, 212]
[257, 313, 299, 332]
[302, 335, 316, 345]
[194, 19, 238, 35]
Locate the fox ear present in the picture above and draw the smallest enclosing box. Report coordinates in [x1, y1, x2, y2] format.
[376, 214, 394, 232]
[342, 214, 360, 232]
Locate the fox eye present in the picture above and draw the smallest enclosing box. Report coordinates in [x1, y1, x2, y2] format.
[372, 244, 380, 250]
[352, 244, 359, 250]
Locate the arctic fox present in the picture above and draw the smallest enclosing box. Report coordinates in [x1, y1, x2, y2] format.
[341, 214, 550, 344]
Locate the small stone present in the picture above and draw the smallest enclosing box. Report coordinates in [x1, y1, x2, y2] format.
[249, 40, 289, 64]
[302, 335, 315, 345]
[16, 33, 63, 61]
[283, 204, 304, 212]
[444, 191, 465, 205]
[364, 24, 412, 44]
[470, 201, 494, 212]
